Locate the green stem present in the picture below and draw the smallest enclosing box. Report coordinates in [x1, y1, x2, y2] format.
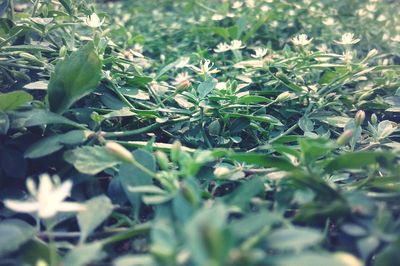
[32, 0, 40, 17]
[103, 116, 190, 138]
[44, 220, 58, 266]
[100, 223, 151, 246]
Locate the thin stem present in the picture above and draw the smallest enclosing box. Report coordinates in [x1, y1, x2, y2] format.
[100, 223, 151, 246]
[103, 116, 190, 138]
[32, 0, 40, 17]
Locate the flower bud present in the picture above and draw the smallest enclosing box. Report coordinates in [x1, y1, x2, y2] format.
[155, 151, 169, 170]
[371, 113, 378, 125]
[59, 46, 67, 58]
[366, 49, 378, 59]
[336, 130, 353, 146]
[105, 141, 133, 162]
[354, 110, 365, 126]
[170, 140, 182, 163]
[276, 91, 291, 102]
[213, 167, 230, 178]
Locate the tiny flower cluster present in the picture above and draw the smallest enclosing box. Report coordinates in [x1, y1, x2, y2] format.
[214, 40, 246, 53]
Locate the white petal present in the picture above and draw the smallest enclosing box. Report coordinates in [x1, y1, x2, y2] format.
[4, 200, 39, 213]
[26, 178, 37, 196]
[56, 202, 86, 212]
[38, 174, 53, 196]
[50, 180, 73, 204]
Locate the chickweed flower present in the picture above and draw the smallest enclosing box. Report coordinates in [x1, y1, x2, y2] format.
[4, 174, 85, 219]
[229, 39, 245, 50]
[174, 72, 193, 90]
[175, 57, 191, 69]
[211, 14, 225, 21]
[85, 13, 105, 28]
[334, 32, 361, 45]
[214, 42, 230, 53]
[251, 47, 268, 58]
[232, 1, 243, 9]
[191, 59, 220, 76]
[291, 34, 313, 46]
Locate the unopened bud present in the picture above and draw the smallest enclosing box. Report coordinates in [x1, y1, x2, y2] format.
[105, 141, 133, 162]
[155, 151, 169, 170]
[276, 91, 291, 102]
[171, 140, 182, 163]
[336, 130, 353, 146]
[213, 167, 230, 178]
[160, 54, 166, 63]
[276, 71, 285, 78]
[354, 110, 365, 126]
[371, 113, 378, 125]
[366, 49, 378, 59]
[59, 46, 67, 58]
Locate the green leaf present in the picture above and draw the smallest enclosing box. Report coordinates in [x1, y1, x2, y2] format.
[325, 152, 397, 173]
[64, 145, 121, 175]
[21, 238, 60, 265]
[236, 95, 274, 104]
[0, 219, 36, 257]
[374, 238, 400, 266]
[9, 109, 85, 129]
[118, 149, 155, 214]
[48, 42, 102, 113]
[25, 130, 90, 158]
[267, 227, 323, 251]
[63, 242, 105, 266]
[224, 113, 283, 126]
[0, 91, 33, 111]
[197, 78, 217, 99]
[271, 252, 348, 266]
[229, 152, 296, 171]
[77, 195, 114, 244]
[223, 177, 264, 210]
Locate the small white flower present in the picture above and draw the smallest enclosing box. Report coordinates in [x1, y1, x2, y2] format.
[190, 59, 220, 76]
[246, 0, 256, 8]
[4, 174, 85, 219]
[232, 1, 243, 9]
[133, 43, 143, 53]
[211, 14, 225, 21]
[377, 14, 386, 21]
[251, 47, 268, 58]
[366, 4, 376, 12]
[322, 17, 335, 26]
[230, 39, 245, 50]
[291, 34, 313, 46]
[85, 13, 105, 28]
[341, 50, 354, 63]
[334, 32, 361, 45]
[391, 35, 400, 43]
[175, 57, 191, 68]
[173, 72, 193, 89]
[214, 42, 230, 53]
[261, 5, 270, 12]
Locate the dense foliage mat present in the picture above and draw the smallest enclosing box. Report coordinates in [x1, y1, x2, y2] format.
[0, 0, 399, 265]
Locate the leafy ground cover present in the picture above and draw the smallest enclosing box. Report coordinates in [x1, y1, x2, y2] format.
[0, 0, 400, 265]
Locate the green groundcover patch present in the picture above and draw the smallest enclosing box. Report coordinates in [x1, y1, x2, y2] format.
[0, 0, 399, 265]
